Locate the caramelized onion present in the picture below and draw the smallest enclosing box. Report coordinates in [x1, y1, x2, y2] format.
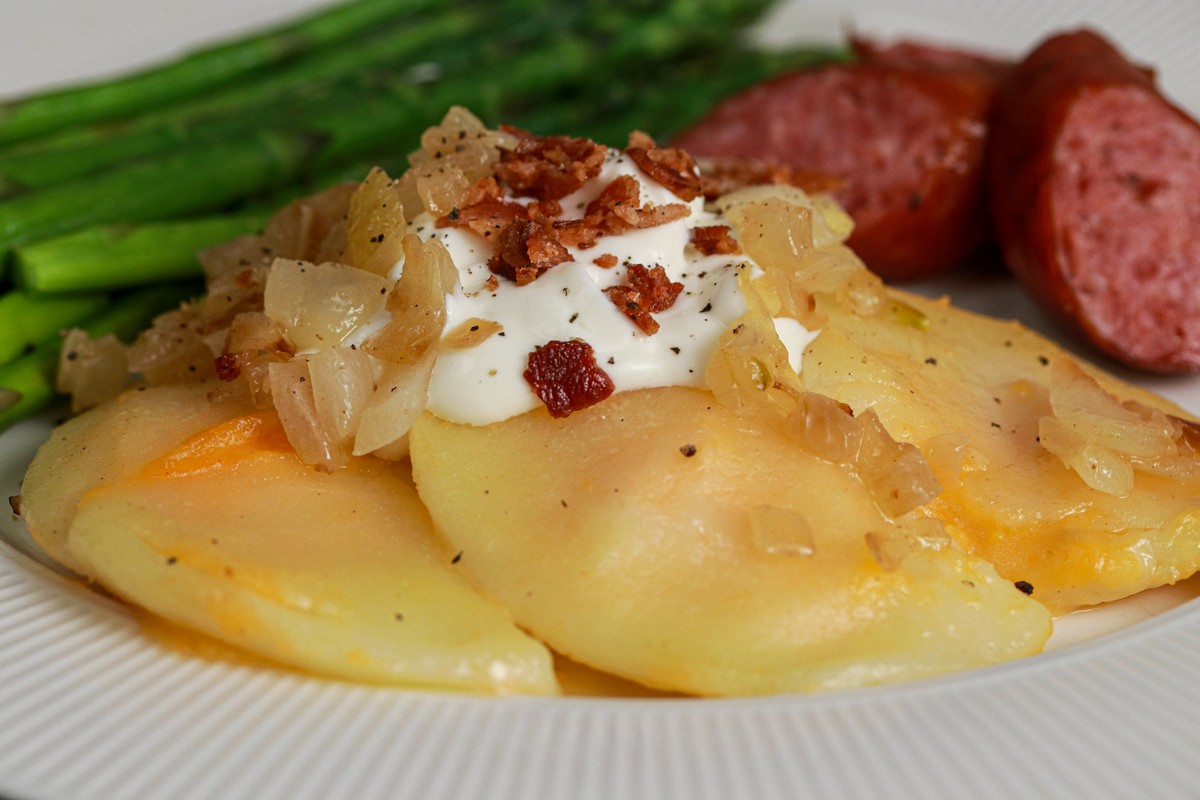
[57, 329, 129, 412]
[353, 347, 437, 458]
[263, 259, 389, 351]
[1040, 358, 1200, 494]
[307, 346, 375, 446]
[127, 306, 215, 385]
[705, 310, 802, 420]
[363, 235, 457, 364]
[346, 167, 407, 275]
[785, 393, 941, 518]
[397, 107, 514, 217]
[267, 357, 341, 471]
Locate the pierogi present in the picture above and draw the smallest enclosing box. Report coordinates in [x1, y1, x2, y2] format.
[18, 108, 1200, 695]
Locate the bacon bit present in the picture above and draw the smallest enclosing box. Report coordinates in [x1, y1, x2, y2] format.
[556, 174, 691, 249]
[488, 219, 572, 285]
[625, 130, 702, 201]
[495, 127, 607, 201]
[435, 177, 529, 239]
[527, 199, 563, 222]
[603, 263, 683, 335]
[691, 225, 741, 256]
[696, 156, 845, 200]
[214, 351, 252, 381]
[593, 253, 619, 268]
[524, 339, 615, 418]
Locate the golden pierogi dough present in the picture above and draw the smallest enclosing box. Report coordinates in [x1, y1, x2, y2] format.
[20, 383, 257, 574]
[410, 386, 1051, 695]
[24, 386, 558, 694]
[803, 289, 1200, 611]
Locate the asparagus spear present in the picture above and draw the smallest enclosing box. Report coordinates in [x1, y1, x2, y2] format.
[0, 130, 319, 256]
[0, 290, 109, 364]
[0, 0, 448, 146]
[0, 0, 777, 261]
[10, 41, 848, 299]
[12, 216, 265, 294]
[0, 284, 198, 430]
[0, 11, 479, 193]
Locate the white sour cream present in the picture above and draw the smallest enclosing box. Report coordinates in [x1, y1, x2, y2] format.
[388, 149, 817, 426]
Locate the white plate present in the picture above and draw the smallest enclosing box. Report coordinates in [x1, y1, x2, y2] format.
[3, 2, 1200, 799]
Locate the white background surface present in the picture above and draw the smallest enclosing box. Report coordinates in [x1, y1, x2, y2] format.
[3, 2, 1200, 799]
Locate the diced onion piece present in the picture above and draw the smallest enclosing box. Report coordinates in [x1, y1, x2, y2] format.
[353, 347, 437, 458]
[363, 235, 457, 365]
[127, 306, 215, 385]
[197, 183, 356, 281]
[749, 504, 815, 557]
[857, 410, 941, 518]
[397, 106, 513, 217]
[784, 391, 862, 465]
[722, 191, 883, 321]
[722, 194, 815, 277]
[705, 310, 801, 421]
[716, 184, 851, 249]
[199, 263, 269, 332]
[784, 393, 941, 518]
[307, 346, 375, 445]
[1039, 358, 1200, 492]
[57, 329, 130, 412]
[346, 167, 407, 276]
[263, 259, 389, 351]
[1047, 358, 1174, 457]
[268, 357, 341, 471]
[261, 182, 357, 264]
[1039, 414, 1134, 496]
[224, 311, 291, 357]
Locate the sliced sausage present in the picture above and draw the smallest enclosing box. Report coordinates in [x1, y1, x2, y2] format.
[988, 29, 1200, 371]
[673, 45, 1002, 281]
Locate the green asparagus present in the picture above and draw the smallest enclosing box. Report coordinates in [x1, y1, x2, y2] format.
[0, 0, 778, 260]
[0, 284, 199, 429]
[0, 0, 448, 146]
[0, 290, 110, 364]
[12, 216, 265, 294]
[0, 11, 479, 193]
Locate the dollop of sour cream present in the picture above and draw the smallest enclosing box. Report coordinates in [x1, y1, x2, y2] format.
[384, 149, 818, 426]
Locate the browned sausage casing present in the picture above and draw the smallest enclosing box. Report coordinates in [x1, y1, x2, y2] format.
[988, 29, 1200, 372]
[673, 48, 1001, 281]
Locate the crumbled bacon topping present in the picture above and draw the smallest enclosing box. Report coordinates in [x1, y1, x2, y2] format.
[556, 174, 690, 250]
[593, 253, 619, 268]
[625, 130, 702, 201]
[604, 263, 684, 335]
[214, 351, 251, 381]
[488, 219, 572, 285]
[494, 126, 607, 201]
[696, 157, 844, 200]
[691, 225, 741, 256]
[435, 177, 527, 240]
[523, 339, 615, 418]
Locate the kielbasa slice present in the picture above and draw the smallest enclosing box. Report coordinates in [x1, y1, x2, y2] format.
[988, 29, 1200, 372]
[673, 47, 1000, 281]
